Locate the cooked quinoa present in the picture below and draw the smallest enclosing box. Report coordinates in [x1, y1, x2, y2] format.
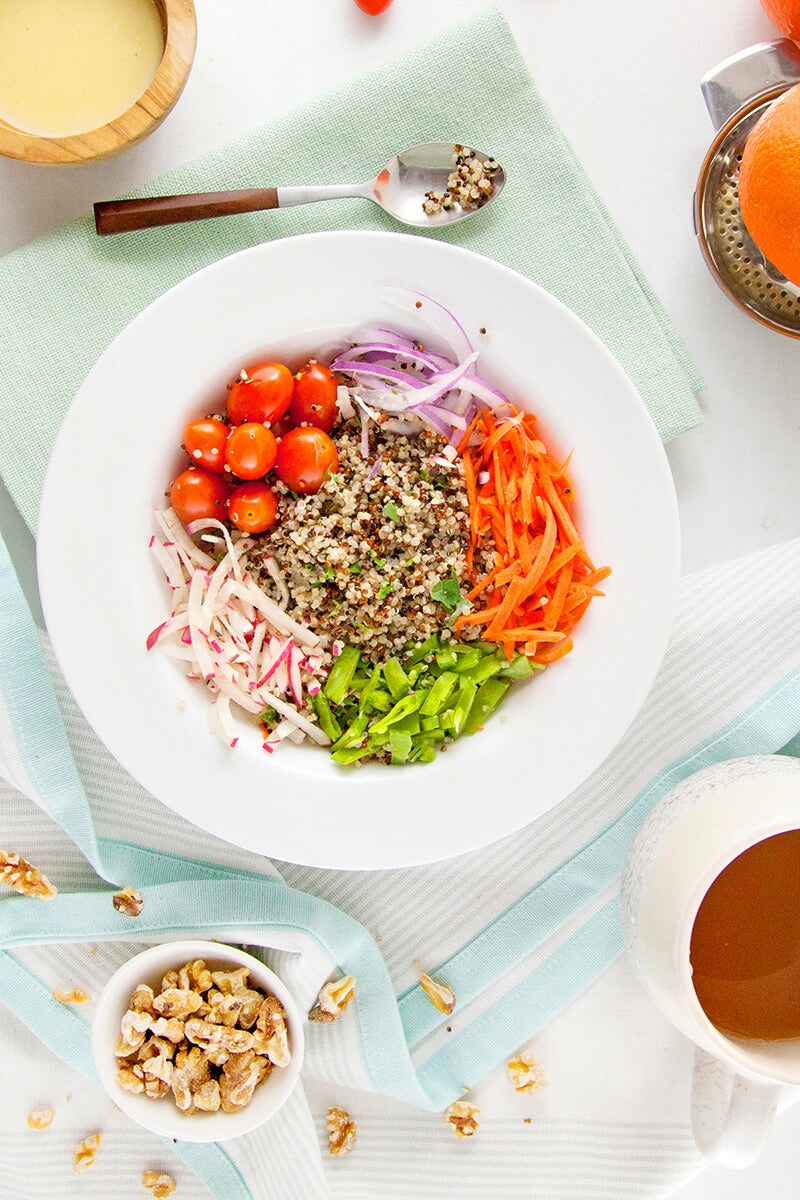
[246, 420, 477, 662]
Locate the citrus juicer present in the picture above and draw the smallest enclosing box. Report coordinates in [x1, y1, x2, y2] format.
[694, 38, 800, 338]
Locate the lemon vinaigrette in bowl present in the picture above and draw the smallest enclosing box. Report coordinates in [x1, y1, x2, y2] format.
[0, 0, 165, 137]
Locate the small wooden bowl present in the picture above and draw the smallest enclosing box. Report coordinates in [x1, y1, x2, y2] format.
[0, 0, 197, 166]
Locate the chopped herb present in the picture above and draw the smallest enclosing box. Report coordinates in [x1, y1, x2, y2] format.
[369, 550, 386, 569]
[382, 501, 402, 524]
[322, 565, 336, 582]
[378, 581, 395, 600]
[348, 563, 362, 575]
[430, 574, 464, 612]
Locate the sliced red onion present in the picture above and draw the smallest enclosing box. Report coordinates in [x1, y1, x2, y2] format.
[336, 385, 355, 420]
[367, 451, 386, 481]
[381, 417, 424, 436]
[333, 360, 426, 390]
[380, 285, 474, 363]
[332, 343, 447, 373]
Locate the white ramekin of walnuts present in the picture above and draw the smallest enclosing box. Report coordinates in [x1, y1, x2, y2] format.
[91, 940, 304, 1142]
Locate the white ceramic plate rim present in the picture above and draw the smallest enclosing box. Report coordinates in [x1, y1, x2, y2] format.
[37, 231, 680, 869]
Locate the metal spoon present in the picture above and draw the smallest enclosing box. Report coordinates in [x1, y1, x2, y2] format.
[93, 141, 505, 236]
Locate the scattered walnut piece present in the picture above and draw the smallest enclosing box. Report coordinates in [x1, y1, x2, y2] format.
[445, 1100, 480, 1139]
[73, 1132, 102, 1173]
[308, 975, 356, 1023]
[0, 850, 57, 898]
[507, 1052, 548, 1094]
[142, 1171, 176, 1198]
[27, 1108, 54, 1130]
[52, 987, 91, 1004]
[419, 973, 455, 1016]
[112, 886, 144, 917]
[327, 1106, 356, 1156]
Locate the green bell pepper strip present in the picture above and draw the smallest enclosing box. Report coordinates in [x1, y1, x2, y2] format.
[435, 644, 459, 670]
[453, 647, 482, 672]
[331, 710, 370, 752]
[312, 692, 342, 742]
[497, 654, 543, 680]
[323, 645, 361, 705]
[389, 730, 413, 764]
[406, 634, 439, 665]
[331, 744, 371, 765]
[451, 679, 478, 736]
[462, 677, 511, 736]
[357, 664, 383, 711]
[419, 671, 459, 717]
[384, 657, 412, 700]
[368, 691, 425, 737]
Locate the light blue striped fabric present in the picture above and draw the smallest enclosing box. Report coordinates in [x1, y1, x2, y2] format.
[2, 525, 800, 1197]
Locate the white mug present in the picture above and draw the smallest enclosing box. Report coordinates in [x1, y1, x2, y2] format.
[619, 755, 800, 1168]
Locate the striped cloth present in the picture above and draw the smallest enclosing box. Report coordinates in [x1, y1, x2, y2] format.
[2, 527, 800, 1198]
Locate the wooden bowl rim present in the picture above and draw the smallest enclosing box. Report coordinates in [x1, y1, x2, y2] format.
[0, 0, 197, 165]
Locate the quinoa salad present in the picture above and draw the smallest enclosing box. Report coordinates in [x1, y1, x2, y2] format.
[148, 287, 610, 765]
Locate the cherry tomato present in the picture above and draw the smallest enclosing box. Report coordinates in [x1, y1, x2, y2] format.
[183, 417, 229, 473]
[274, 427, 338, 495]
[290, 361, 339, 433]
[170, 468, 230, 525]
[227, 362, 294, 426]
[354, 0, 393, 12]
[228, 481, 278, 533]
[224, 422, 277, 480]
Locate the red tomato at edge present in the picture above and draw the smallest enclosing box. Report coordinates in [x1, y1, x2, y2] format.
[183, 418, 228, 473]
[228, 482, 278, 533]
[354, 0, 393, 12]
[224, 422, 278, 479]
[170, 468, 230, 524]
[289, 361, 339, 433]
[227, 362, 294, 426]
[274, 427, 338, 495]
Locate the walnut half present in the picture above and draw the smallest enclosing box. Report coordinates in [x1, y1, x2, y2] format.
[445, 1100, 480, 1138]
[308, 975, 356, 1023]
[142, 1171, 176, 1198]
[113, 886, 144, 917]
[0, 850, 57, 898]
[327, 1106, 357, 1156]
[419, 973, 455, 1016]
[73, 1132, 102, 1173]
[507, 1052, 548, 1094]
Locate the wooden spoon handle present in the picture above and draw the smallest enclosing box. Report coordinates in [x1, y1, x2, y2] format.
[93, 187, 279, 235]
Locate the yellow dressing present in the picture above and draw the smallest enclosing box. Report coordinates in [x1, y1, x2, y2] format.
[0, 0, 165, 137]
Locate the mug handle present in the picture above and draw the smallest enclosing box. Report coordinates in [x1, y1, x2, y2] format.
[690, 1047, 782, 1168]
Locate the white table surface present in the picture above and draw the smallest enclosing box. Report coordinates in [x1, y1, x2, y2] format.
[1, 1, 798, 1196]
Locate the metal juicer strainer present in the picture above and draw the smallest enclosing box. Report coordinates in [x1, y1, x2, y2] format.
[694, 39, 800, 337]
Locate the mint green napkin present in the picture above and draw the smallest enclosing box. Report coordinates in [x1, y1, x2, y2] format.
[0, 7, 702, 535]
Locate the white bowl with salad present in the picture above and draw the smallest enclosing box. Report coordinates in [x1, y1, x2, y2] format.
[38, 231, 680, 869]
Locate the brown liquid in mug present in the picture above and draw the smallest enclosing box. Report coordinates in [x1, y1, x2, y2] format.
[689, 829, 800, 1041]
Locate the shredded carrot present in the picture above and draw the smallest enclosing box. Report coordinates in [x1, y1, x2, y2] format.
[455, 404, 610, 666]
